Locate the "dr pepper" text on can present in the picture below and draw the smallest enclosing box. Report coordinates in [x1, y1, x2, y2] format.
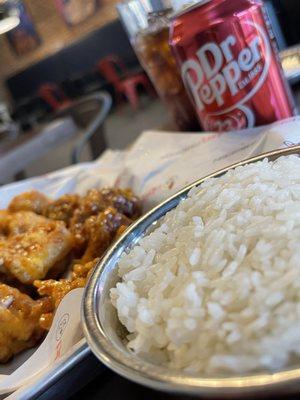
[170, 0, 296, 131]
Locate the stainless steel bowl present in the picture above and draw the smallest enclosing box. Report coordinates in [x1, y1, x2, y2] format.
[82, 145, 300, 397]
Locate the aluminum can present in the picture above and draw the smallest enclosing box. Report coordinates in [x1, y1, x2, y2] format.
[170, 0, 296, 131]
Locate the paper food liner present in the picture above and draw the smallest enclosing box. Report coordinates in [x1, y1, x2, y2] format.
[0, 117, 299, 394]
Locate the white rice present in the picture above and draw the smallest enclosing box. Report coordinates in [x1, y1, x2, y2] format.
[110, 155, 300, 375]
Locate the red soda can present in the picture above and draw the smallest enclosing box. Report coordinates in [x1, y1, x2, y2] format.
[170, 0, 296, 131]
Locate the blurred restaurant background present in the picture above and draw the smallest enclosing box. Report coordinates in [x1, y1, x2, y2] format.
[0, 0, 299, 184]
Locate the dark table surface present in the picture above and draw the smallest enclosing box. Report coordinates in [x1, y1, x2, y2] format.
[69, 359, 300, 400]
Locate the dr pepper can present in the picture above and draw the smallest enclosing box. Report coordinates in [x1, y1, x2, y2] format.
[170, 0, 296, 131]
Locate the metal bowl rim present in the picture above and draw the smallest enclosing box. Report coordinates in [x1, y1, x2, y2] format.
[82, 145, 300, 395]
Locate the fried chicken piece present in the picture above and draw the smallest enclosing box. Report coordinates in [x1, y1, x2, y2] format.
[7, 211, 51, 236]
[0, 283, 51, 363]
[0, 210, 47, 238]
[8, 191, 50, 215]
[45, 194, 80, 225]
[81, 207, 132, 263]
[34, 259, 98, 330]
[71, 259, 99, 280]
[0, 212, 72, 285]
[0, 220, 72, 284]
[34, 278, 85, 330]
[34, 198, 139, 331]
[100, 188, 142, 219]
[70, 188, 141, 254]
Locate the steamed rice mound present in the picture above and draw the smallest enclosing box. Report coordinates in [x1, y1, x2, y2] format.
[110, 155, 300, 375]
